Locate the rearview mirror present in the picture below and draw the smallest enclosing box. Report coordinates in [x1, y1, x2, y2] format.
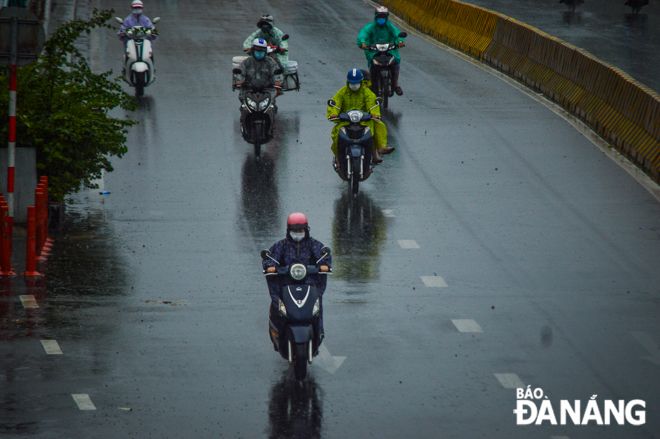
[115, 17, 124, 24]
[320, 246, 331, 255]
[399, 31, 407, 38]
[152, 17, 161, 24]
[261, 249, 271, 260]
[327, 99, 336, 107]
[374, 97, 383, 106]
[281, 34, 289, 41]
[233, 68, 242, 74]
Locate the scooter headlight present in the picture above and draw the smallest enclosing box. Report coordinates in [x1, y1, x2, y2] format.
[290, 263, 307, 281]
[347, 110, 363, 123]
[258, 98, 270, 111]
[376, 43, 390, 52]
[246, 98, 258, 111]
[279, 299, 287, 316]
[312, 298, 320, 316]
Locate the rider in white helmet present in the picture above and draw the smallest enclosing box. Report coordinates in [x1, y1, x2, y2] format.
[357, 6, 406, 95]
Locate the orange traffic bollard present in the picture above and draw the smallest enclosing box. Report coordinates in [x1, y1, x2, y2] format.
[23, 206, 41, 276]
[0, 204, 15, 276]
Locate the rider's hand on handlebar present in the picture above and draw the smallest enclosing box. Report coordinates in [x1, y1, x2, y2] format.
[267, 267, 276, 273]
[371, 113, 380, 119]
[320, 266, 329, 272]
[398, 41, 404, 48]
[361, 43, 367, 49]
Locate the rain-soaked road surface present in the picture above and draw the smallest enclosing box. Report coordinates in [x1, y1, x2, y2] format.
[2, 0, 660, 437]
[462, 0, 660, 93]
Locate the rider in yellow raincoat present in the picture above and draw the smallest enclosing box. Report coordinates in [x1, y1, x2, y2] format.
[327, 69, 392, 164]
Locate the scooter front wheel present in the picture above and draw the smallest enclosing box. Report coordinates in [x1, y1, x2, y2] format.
[350, 170, 359, 197]
[294, 343, 308, 380]
[254, 140, 261, 159]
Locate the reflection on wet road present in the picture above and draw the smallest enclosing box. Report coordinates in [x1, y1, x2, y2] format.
[268, 371, 323, 439]
[331, 192, 387, 282]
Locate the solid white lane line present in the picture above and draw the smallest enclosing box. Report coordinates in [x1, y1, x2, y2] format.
[382, 209, 396, 218]
[41, 340, 63, 355]
[421, 276, 448, 288]
[494, 373, 525, 389]
[72, 394, 96, 410]
[551, 436, 570, 439]
[20, 295, 39, 309]
[631, 331, 660, 365]
[452, 319, 482, 332]
[398, 239, 420, 249]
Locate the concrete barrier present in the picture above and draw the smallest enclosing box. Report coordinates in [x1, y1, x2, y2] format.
[378, 0, 660, 182]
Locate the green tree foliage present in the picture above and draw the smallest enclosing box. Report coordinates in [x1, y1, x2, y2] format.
[0, 9, 137, 202]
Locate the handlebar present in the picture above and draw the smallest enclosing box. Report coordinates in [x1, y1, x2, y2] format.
[263, 265, 332, 276]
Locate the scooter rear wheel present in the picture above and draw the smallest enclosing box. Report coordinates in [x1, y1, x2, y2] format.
[294, 343, 308, 380]
[382, 75, 389, 109]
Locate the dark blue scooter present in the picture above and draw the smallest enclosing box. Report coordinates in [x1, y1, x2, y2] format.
[262, 247, 331, 380]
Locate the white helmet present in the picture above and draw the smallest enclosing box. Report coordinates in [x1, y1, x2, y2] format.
[252, 38, 268, 52]
[376, 6, 389, 15]
[131, 0, 144, 8]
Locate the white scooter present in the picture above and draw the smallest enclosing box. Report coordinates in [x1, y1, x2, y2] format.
[115, 17, 160, 97]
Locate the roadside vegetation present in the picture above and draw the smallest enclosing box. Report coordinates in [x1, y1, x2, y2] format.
[0, 9, 136, 202]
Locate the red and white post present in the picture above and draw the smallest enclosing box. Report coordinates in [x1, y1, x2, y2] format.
[6, 16, 18, 233]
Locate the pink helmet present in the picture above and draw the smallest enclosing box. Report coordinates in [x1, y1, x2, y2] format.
[287, 213, 309, 239]
[287, 212, 308, 230]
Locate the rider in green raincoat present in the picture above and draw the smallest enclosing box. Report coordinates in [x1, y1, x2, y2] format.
[357, 6, 406, 95]
[243, 14, 289, 67]
[327, 69, 392, 163]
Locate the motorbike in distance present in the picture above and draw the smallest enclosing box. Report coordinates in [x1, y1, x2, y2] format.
[329, 97, 382, 197]
[233, 67, 284, 159]
[367, 31, 407, 109]
[262, 247, 331, 381]
[115, 17, 160, 97]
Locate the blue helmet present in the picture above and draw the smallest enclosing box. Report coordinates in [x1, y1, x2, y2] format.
[347, 69, 363, 83]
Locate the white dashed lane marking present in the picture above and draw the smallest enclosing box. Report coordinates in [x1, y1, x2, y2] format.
[398, 240, 420, 249]
[631, 331, 660, 365]
[20, 295, 39, 309]
[315, 345, 346, 374]
[41, 340, 63, 355]
[382, 209, 396, 218]
[452, 319, 482, 332]
[551, 436, 571, 439]
[72, 394, 96, 410]
[421, 276, 448, 287]
[494, 373, 525, 389]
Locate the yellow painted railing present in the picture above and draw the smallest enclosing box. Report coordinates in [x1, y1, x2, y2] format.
[379, 0, 660, 182]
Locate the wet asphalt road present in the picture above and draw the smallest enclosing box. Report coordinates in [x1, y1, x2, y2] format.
[2, 0, 660, 438]
[461, 0, 660, 94]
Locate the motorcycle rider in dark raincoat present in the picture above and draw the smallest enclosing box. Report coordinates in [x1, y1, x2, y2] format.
[263, 213, 331, 348]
